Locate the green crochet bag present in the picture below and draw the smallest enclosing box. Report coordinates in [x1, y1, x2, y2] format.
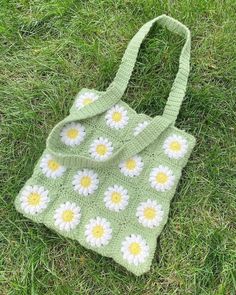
[15, 14, 196, 276]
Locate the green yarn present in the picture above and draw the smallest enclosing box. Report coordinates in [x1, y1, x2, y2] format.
[15, 15, 196, 276]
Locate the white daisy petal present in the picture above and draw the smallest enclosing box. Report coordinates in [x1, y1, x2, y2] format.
[121, 234, 149, 265]
[104, 184, 129, 212]
[53, 202, 81, 232]
[163, 134, 188, 159]
[136, 199, 164, 228]
[105, 105, 129, 129]
[60, 122, 86, 146]
[75, 92, 99, 110]
[72, 169, 99, 196]
[89, 137, 113, 161]
[40, 154, 66, 179]
[85, 217, 112, 247]
[20, 185, 50, 215]
[149, 165, 175, 192]
[119, 155, 144, 177]
[133, 121, 150, 136]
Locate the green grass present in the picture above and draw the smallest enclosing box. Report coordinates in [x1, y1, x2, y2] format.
[1, 1, 236, 294]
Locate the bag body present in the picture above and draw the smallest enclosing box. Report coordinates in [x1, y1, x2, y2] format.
[15, 15, 196, 276]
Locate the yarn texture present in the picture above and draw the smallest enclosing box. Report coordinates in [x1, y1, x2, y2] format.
[15, 15, 196, 276]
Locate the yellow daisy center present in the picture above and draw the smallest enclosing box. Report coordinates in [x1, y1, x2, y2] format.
[48, 159, 60, 171]
[125, 159, 136, 170]
[67, 128, 79, 139]
[92, 225, 104, 238]
[129, 242, 141, 255]
[96, 144, 108, 156]
[144, 207, 156, 220]
[28, 193, 41, 206]
[112, 112, 122, 122]
[156, 172, 168, 184]
[83, 98, 93, 105]
[62, 210, 74, 222]
[111, 192, 122, 204]
[80, 176, 92, 188]
[170, 141, 181, 151]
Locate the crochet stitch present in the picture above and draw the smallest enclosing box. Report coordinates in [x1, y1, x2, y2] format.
[15, 14, 196, 276]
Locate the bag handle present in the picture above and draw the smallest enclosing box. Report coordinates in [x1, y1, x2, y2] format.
[47, 115, 172, 168]
[71, 14, 191, 124]
[46, 15, 191, 168]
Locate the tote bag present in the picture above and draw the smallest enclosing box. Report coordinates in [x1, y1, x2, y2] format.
[15, 14, 196, 276]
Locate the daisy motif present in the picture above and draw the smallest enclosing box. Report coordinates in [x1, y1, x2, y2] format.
[121, 234, 149, 265]
[54, 202, 81, 232]
[60, 122, 86, 146]
[149, 165, 175, 192]
[85, 217, 112, 247]
[89, 137, 113, 161]
[133, 121, 150, 136]
[40, 154, 66, 178]
[20, 185, 49, 215]
[75, 92, 99, 110]
[119, 155, 144, 177]
[104, 184, 129, 212]
[163, 134, 188, 159]
[105, 105, 129, 129]
[72, 169, 99, 196]
[136, 199, 164, 228]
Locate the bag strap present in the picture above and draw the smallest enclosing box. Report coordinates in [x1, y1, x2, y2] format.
[73, 14, 191, 124]
[47, 115, 172, 168]
[46, 15, 191, 168]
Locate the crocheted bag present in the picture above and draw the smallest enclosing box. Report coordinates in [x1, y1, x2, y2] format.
[15, 15, 196, 276]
